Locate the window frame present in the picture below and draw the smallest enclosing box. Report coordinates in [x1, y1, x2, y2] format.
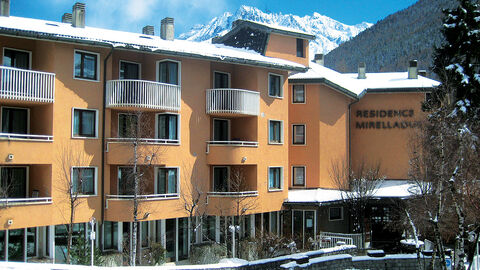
[268, 119, 283, 145]
[0, 166, 29, 198]
[154, 166, 180, 196]
[117, 113, 138, 138]
[212, 118, 231, 141]
[156, 59, 181, 86]
[1, 106, 30, 134]
[102, 221, 119, 251]
[2, 47, 32, 69]
[292, 85, 306, 104]
[119, 60, 141, 80]
[296, 38, 305, 58]
[329, 206, 344, 221]
[268, 166, 283, 191]
[70, 166, 97, 196]
[292, 124, 306, 145]
[212, 166, 230, 192]
[268, 73, 283, 98]
[117, 166, 135, 196]
[73, 49, 100, 82]
[155, 112, 180, 144]
[292, 166, 306, 187]
[71, 108, 99, 139]
[213, 71, 231, 88]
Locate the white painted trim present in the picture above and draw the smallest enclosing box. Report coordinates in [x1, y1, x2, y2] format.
[212, 70, 231, 88]
[268, 119, 284, 145]
[73, 49, 100, 82]
[267, 166, 283, 191]
[155, 112, 181, 143]
[291, 166, 306, 187]
[268, 72, 284, 99]
[71, 107, 99, 139]
[0, 106, 31, 134]
[154, 166, 180, 195]
[70, 166, 98, 196]
[292, 124, 306, 145]
[156, 59, 182, 86]
[119, 60, 141, 80]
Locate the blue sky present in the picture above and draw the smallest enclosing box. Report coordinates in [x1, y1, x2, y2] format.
[11, 0, 418, 36]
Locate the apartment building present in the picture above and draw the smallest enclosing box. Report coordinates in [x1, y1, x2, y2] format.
[0, 0, 440, 264]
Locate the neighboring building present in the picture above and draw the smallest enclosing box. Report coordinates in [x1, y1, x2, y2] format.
[0, 1, 439, 264]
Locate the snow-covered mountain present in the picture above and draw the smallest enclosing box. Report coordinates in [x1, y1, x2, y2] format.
[178, 5, 372, 57]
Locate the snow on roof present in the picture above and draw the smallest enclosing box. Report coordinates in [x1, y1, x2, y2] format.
[0, 16, 306, 71]
[286, 180, 421, 204]
[289, 62, 441, 98]
[238, 19, 316, 39]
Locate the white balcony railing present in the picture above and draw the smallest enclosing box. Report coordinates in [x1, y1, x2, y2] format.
[0, 66, 55, 103]
[105, 137, 179, 152]
[106, 80, 181, 111]
[207, 191, 258, 197]
[206, 88, 259, 115]
[206, 140, 258, 153]
[0, 133, 53, 142]
[0, 197, 52, 206]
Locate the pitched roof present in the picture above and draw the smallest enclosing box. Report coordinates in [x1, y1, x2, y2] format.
[0, 16, 307, 72]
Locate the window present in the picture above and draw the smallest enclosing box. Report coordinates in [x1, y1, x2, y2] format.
[214, 71, 230, 88]
[1, 107, 28, 134]
[3, 48, 30, 69]
[213, 166, 229, 192]
[269, 120, 283, 144]
[296, 38, 305, 58]
[268, 167, 282, 190]
[156, 167, 178, 194]
[119, 61, 140, 80]
[293, 124, 305, 145]
[213, 118, 229, 141]
[103, 221, 118, 250]
[158, 60, 179, 85]
[71, 167, 96, 195]
[73, 108, 97, 138]
[0, 167, 27, 198]
[292, 85, 305, 103]
[118, 167, 134, 195]
[118, 113, 138, 138]
[157, 113, 179, 142]
[268, 74, 282, 97]
[74, 50, 98, 80]
[202, 216, 216, 242]
[292, 166, 305, 186]
[329, 207, 343, 221]
[141, 221, 149, 248]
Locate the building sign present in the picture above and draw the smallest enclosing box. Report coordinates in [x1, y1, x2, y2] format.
[355, 109, 420, 129]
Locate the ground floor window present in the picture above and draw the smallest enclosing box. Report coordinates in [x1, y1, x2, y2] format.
[0, 227, 40, 262]
[202, 216, 216, 242]
[103, 221, 118, 251]
[292, 210, 316, 249]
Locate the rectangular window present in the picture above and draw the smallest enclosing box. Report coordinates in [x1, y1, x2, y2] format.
[157, 167, 178, 194]
[214, 72, 230, 88]
[72, 167, 95, 195]
[1, 107, 28, 134]
[293, 124, 305, 145]
[292, 166, 305, 186]
[268, 74, 282, 97]
[202, 216, 216, 242]
[103, 221, 118, 250]
[141, 221, 149, 248]
[74, 50, 98, 80]
[293, 85, 305, 103]
[118, 114, 138, 138]
[329, 207, 343, 221]
[269, 120, 283, 144]
[270, 212, 278, 234]
[213, 166, 229, 192]
[0, 167, 27, 198]
[26, 227, 37, 258]
[73, 109, 97, 138]
[296, 38, 305, 58]
[157, 114, 178, 141]
[120, 61, 140, 80]
[268, 167, 282, 190]
[3, 48, 30, 69]
[118, 167, 134, 195]
[158, 60, 179, 85]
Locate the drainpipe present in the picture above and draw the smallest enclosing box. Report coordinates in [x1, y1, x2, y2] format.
[347, 97, 359, 235]
[101, 45, 114, 250]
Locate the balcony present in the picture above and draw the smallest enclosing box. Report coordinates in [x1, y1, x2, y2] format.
[206, 88, 259, 116]
[106, 80, 181, 111]
[0, 66, 55, 103]
[206, 141, 259, 165]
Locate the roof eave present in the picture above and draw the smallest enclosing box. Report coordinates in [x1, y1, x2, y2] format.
[289, 77, 359, 99]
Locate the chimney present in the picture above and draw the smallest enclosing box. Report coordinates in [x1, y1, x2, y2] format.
[160, 17, 174, 41]
[358, 62, 366, 79]
[62, 13, 72, 24]
[408, 60, 418, 79]
[72, 2, 86, 28]
[314, 54, 324, 66]
[142, 25, 155, 36]
[0, 0, 9, 17]
[418, 69, 427, 77]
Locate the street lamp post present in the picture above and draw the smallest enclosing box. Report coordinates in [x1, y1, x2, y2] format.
[89, 217, 96, 266]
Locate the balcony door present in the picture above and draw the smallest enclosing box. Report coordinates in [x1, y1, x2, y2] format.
[213, 166, 229, 192]
[3, 48, 30, 70]
[213, 119, 229, 141]
[118, 167, 134, 195]
[119, 61, 140, 80]
[0, 167, 27, 198]
[214, 71, 230, 88]
[1, 107, 28, 134]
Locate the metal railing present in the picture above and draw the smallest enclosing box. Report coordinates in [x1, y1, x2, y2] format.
[106, 80, 181, 111]
[207, 191, 258, 197]
[0, 66, 55, 103]
[206, 88, 259, 115]
[0, 133, 53, 141]
[206, 140, 258, 153]
[317, 232, 364, 249]
[106, 194, 179, 200]
[0, 197, 52, 205]
[105, 137, 179, 152]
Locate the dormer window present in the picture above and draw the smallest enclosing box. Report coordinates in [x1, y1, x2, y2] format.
[296, 38, 305, 58]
